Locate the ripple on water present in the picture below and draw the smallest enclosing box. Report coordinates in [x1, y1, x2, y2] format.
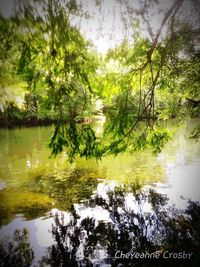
[0, 181, 6, 190]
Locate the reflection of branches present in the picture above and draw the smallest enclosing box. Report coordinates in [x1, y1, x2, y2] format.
[41, 186, 200, 266]
[1, 188, 199, 266]
[0, 229, 34, 267]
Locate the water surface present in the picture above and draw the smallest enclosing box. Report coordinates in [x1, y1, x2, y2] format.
[0, 119, 200, 266]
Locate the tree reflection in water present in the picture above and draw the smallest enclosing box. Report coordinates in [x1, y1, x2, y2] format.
[40, 186, 200, 267]
[0, 228, 34, 267]
[0, 186, 200, 266]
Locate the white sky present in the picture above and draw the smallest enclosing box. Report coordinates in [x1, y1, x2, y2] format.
[74, 0, 174, 53]
[0, 0, 194, 54]
[76, 0, 133, 53]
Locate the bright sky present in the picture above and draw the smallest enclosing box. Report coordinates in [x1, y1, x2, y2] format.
[74, 0, 174, 54]
[0, 0, 193, 54]
[75, 0, 133, 53]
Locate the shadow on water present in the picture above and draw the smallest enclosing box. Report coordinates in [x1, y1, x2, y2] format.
[1, 120, 200, 228]
[0, 121, 200, 266]
[0, 168, 99, 227]
[1, 185, 200, 267]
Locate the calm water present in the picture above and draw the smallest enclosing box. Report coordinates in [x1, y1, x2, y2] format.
[0, 119, 200, 266]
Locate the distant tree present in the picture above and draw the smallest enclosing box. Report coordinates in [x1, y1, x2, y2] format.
[0, 0, 199, 160]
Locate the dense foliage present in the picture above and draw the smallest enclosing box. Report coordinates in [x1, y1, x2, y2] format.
[0, 0, 200, 161]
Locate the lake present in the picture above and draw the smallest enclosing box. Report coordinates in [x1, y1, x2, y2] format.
[0, 119, 200, 266]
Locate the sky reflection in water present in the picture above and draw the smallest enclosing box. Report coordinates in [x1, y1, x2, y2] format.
[0, 119, 200, 265]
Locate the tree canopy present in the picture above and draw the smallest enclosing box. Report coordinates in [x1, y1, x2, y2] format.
[0, 0, 200, 162]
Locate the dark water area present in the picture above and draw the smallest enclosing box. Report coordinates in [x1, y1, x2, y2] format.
[0, 119, 200, 266]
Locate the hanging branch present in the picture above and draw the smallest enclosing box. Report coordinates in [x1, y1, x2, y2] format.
[104, 0, 185, 154]
[145, 0, 184, 67]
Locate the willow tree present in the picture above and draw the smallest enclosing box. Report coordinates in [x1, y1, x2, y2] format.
[1, 0, 102, 161]
[0, 13, 27, 113]
[94, 0, 200, 154]
[1, 0, 200, 161]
